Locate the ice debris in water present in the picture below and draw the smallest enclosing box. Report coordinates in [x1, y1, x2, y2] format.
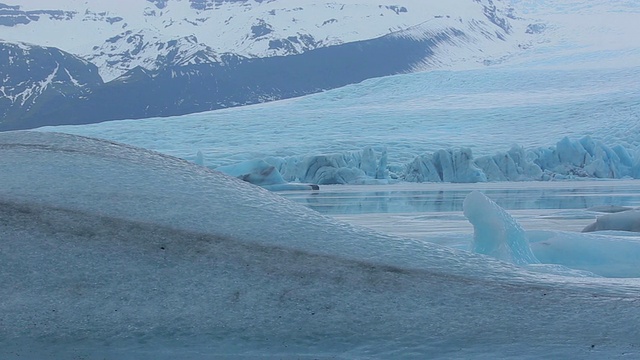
[463, 191, 539, 265]
[582, 210, 640, 233]
[463, 191, 640, 277]
[215, 159, 319, 190]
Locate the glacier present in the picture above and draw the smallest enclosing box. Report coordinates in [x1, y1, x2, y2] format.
[39, 65, 640, 187]
[2, 131, 640, 359]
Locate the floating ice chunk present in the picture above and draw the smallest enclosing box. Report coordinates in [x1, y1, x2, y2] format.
[492, 151, 521, 180]
[582, 210, 640, 232]
[613, 144, 633, 168]
[463, 191, 539, 265]
[264, 155, 298, 182]
[215, 159, 318, 190]
[633, 154, 640, 178]
[262, 183, 319, 191]
[579, 135, 597, 156]
[300, 155, 368, 184]
[586, 205, 633, 213]
[217, 159, 287, 186]
[528, 230, 640, 278]
[474, 155, 508, 181]
[525, 136, 636, 179]
[200, 136, 636, 185]
[585, 142, 621, 178]
[375, 147, 388, 180]
[260, 147, 390, 185]
[475, 145, 543, 182]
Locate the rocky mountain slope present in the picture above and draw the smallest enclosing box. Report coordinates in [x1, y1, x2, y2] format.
[0, 41, 102, 125]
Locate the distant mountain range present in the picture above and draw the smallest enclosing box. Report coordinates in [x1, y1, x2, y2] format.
[0, 0, 541, 130]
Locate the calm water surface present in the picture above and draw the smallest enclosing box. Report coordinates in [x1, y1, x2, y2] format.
[279, 180, 640, 242]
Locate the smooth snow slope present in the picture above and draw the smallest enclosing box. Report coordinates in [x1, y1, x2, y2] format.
[507, 0, 640, 69]
[2, 131, 640, 359]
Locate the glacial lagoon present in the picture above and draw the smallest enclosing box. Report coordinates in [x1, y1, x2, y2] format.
[280, 180, 640, 244]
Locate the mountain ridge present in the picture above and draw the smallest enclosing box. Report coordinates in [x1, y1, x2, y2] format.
[1, 26, 472, 130]
[0, 40, 103, 126]
[1, 0, 524, 80]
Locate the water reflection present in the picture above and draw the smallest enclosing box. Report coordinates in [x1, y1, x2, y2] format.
[282, 186, 640, 215]
[280, 181, 640, 273]
[280, 181, 640, 215]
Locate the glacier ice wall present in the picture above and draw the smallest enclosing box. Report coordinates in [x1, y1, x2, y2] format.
[214, 135, 640, 187]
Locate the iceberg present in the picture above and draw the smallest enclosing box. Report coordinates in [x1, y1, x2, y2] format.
[403, 136, 639, 183]
[215, 159, 319, 190]
[463, 190, 640, 277]
[582, 210, 640, 233]
[529, 230, 640, 278]
[405, 148, 487, 183]
[463, 191, 539, 265]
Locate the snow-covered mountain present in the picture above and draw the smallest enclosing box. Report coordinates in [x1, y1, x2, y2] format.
[0, 0, 538, 130]
[1, 0, 526, 81]
[0, 40, 103, 124]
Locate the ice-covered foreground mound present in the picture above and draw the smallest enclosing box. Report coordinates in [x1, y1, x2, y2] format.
[463, 191, 640, 278]
[2, 132, 640, 359]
